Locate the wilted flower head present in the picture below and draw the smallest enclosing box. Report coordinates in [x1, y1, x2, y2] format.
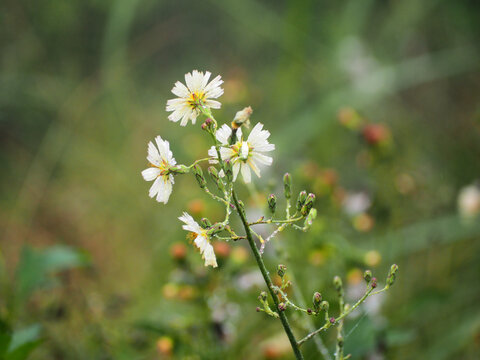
[208, 123, 274, 183]
[166, 70, 224, 126]
[141, 136, 176, 203]
[232, 106, 253, 129]
[179, 212, 217, 267]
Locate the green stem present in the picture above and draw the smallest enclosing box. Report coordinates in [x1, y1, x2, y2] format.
[231, 189, 304, 360]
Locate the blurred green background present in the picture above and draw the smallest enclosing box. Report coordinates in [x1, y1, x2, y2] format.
[1, 0, 480, 359]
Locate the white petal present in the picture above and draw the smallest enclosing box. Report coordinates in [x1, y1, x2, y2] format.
[240, 141, 249, 160]
[216, 124, 232, 144]
[203, 243, 218, 268]
[171, 81, 190, 98]
[252, 152, 273, 165]
[241, 163, 251, 183]
[232, 162, 241, 181]
[194, 234, 208, 252]
[179, 212, 201, 233]
[247, 159, 261, 177]
[148, 177, 162, 198]
[142, 167, 160, 181]
[205, 99, 221, 109]
[147, 141, 161, 165]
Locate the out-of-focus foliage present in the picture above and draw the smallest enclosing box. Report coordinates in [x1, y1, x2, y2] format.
[1, 0, 480, 359]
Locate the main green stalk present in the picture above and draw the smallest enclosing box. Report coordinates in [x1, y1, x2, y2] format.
[231, 189, 304, 360]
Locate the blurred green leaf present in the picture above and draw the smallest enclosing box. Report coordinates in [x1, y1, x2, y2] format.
[6, 324, 42, 360]
[15, 245, 90, 303]
[0, 320, 13, 358]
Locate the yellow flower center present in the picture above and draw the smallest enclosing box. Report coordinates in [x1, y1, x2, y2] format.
[187, 91, 206, 109]
[150, 160, 169, 177]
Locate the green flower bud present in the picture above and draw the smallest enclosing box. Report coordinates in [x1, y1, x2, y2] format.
[277, 264, 287, 277]
[208, 166, 225, 192]
[207, 223, 224, 235]
[224, 159, 233, 182]
[193, 164, 206, 189]
[200, 218, 212, 228]
[387, 264, 398, 287]
[333, 276, 343, 296]
[312, 292, 322, 311]
[296, 190, 307, 211]
[283, 173, 292, 199]
[268, 194, 277, 214]
[278, 302, 287, 312]
[259, 291, 267, 301]
[304, 208, 317, 229]
[320, 301, 329, 311]
[301, 193, 316, 216]
[364, 270, 372, 283]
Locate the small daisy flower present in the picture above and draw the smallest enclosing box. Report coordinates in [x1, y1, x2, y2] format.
[141, 136, 176, 203]
[179, 212, 217, 268]
[166, 70, 224, 126]
[208, 123, 274, 183]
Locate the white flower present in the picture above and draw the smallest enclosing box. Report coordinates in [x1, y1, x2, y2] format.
[458, 184, 480, 218]
[141, 136, 176, 204]
[179, 212, 217, 268]
[208, 123, 274, 183]
[166, 70, 224, 126]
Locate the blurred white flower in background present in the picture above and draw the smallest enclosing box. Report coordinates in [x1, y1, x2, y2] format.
[342, 192, 372, 216]
[457, 183, 480, 218]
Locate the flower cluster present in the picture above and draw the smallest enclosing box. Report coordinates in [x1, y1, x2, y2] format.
[141, 70, 397, 359]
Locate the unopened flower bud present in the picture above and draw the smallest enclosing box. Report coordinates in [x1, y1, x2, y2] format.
[283, 173, 292, 199]
[208, 166, 225, 192]
[312, 292, 322, 311]
[259, 291, 267, 301]
[193, 164, 206, 189]
[277, 264, 287, 277]
[387, 264, 398, 287]
[364, 270, 372, 283]
[307, 308, 313, 315]
[301, 193, 316, 216]
[207, 223, 224, 235]
[256, 307, 261, 312]
[296, 191, 307, 211]
[371, 277, 377, 289]
[232, 106, 252, 129]
[337, 336, 344, 348]
[304, 208, 317, 228]
[202, 117, 215, 132]
[224, 159, 233, 182]
[278, 302, 287, 312]
[200, 218, 212, 228]
[329, 317, 336, 324]
[320, 301, 329, 311]
[268, 194, 277, 214]
[333, 276, 343, 292]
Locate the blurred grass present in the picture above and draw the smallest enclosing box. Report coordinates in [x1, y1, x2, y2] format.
[1, 0, 480, 359]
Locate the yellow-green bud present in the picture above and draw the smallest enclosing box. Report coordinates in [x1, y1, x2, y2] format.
[304, 208, 317, 228]
[277, 264, 287, 277]
[301, 193, 316, 216]
[364, 270, 372, 283]
[312, 292, 322, 311]
[320, 301, 329, 312]
[268, 194, 277, 214]
[208, 166, 225, 192]
[200, 218, 212, 228]
[283, 173, 292, 199]
[333, 276, 343, 295]
[296, 190, 307, 211]
[259, 291, 267, 301]
[387, 264, 398, 287]
[224, 159, 233, 182]
[193, 164, 206, 189]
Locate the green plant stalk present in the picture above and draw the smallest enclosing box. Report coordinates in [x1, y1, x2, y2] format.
[231, 189, 305, 360]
